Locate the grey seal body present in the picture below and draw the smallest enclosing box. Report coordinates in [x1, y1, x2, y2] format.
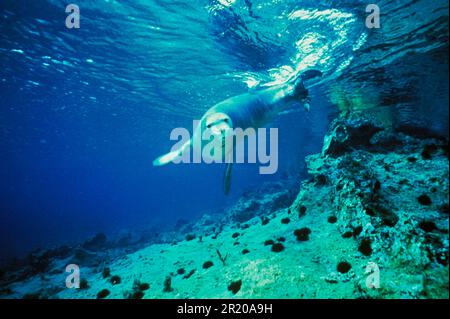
[153, 69, 322, 194]
[206, 83, 298, 129]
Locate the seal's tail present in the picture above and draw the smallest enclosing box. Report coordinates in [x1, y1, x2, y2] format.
[292, 69, 323, 95]
[301, 69, 323, 82]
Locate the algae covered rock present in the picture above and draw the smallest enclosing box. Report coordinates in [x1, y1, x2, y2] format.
[291, 115, 449, 298]
[230, 199, 260, 223]
[82, 233, 108, 251]
[322, 117, 384, 157]
[229, 187, 294, 223]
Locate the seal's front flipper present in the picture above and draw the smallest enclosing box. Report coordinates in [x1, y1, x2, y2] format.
[223, 162, 233, 195]
[153, 140, 191, 166]
[153, 150, 181, 166]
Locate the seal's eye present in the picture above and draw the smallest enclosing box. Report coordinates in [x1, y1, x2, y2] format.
[206, 124, 211, 128]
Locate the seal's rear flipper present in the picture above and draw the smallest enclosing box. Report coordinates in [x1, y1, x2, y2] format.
[293, 69, 323, 103]
[223, 162, 233, 195]
[301, 69, 323, 81]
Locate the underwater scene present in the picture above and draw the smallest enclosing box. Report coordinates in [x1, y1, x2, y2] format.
[0, 0, 448, 300]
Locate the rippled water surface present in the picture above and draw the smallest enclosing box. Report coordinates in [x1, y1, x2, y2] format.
[0, 0, 448, 258]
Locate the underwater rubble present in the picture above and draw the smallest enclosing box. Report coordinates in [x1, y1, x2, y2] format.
[0, 116, 448, 299]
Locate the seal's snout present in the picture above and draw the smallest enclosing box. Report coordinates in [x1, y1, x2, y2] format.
[205, 112, 233, 135]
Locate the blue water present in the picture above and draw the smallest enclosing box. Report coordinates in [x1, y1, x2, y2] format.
[0, 0, 448, 261]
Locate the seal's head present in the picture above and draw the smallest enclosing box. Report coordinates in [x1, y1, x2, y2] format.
[203, 112, 234, 160]
[204, 112, 233, 135]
